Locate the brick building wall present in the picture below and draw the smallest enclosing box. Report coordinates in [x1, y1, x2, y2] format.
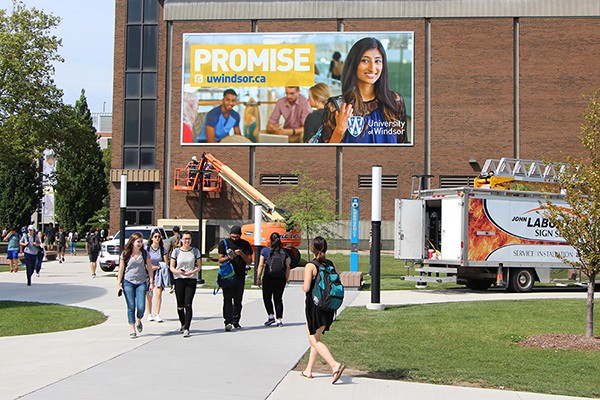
[110, 2, 600, 235]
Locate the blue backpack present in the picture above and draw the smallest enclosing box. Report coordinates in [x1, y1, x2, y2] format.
[214, 240, 236, 294]
[311, 259, 344, 312]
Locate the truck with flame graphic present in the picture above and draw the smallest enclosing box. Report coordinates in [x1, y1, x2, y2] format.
[395, 159, 582, 292]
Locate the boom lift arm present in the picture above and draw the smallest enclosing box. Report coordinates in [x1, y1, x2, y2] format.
[173, 152, 302, 264]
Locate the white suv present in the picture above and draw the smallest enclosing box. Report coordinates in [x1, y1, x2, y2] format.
[98, 226, 168, 272]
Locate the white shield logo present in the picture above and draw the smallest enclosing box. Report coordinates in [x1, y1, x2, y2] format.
[347, 116, 364, 138]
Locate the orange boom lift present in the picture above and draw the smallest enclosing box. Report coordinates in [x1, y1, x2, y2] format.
[173, 152, 301, 265]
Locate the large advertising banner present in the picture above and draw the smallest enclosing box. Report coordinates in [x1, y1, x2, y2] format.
[181, 32, 414, 146]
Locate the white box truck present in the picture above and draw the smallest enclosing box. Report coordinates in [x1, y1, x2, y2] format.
[394, 186, 581, 292]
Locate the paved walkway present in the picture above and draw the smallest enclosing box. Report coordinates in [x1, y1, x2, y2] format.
[0, 256, 594, 400]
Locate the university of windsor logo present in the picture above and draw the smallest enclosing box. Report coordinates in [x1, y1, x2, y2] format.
[347, 116, 365, 138]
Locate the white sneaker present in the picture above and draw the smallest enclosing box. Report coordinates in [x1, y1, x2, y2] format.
[225, 323, 233, 332]
[183, 329, 190, 337]
[155, 315, 163, 323]
[148, 315, 155, 322]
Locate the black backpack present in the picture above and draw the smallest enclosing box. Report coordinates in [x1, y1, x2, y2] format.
[89, 235, 101, 252]
[267, 248, 287, 278]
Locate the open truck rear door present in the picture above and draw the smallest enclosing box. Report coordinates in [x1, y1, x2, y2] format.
[394, 198, 425, 260]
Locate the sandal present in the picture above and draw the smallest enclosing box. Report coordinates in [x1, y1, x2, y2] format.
[300, 372, 313, 379]
[332, 364, 345, 384]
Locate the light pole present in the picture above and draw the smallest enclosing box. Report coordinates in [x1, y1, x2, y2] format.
[119, 174, 127, 257]
[197, 170, 205, 285]
[253, 205, 262, 286]
[367, 165, 385, 311]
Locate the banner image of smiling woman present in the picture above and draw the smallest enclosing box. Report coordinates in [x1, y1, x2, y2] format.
[321, 37, 407, 144]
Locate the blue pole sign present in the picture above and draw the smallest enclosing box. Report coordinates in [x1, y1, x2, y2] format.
[350, 197, 359, 272]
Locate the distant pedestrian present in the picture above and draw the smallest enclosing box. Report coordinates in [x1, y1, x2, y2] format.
[3, 228, 21, 273]
[117, 232, 154, 338]
[86, 228, 101, 277]
[165, 225, 181, 255]
[169, 230, 201, 337]
[146, 228, 169, 323]
[301, 236, 345, 383]
[44, 223, 56, 251]
[68, 229, 77, 255]
[35, 230, 45, 277]
[218, 225, 252, 331]
[56, 226, 67, 263]
[19, 225, 41, 286]
[256, 232, 291, 327]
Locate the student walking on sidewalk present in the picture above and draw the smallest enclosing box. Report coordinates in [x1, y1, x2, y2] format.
[169, 230, 201, 337]
[301, 236, 345, 384]
[218, 225, 252, 331]
[256, 232, 291, 327]
[19, 226, 41, 286]
[117, 232, 155, 338]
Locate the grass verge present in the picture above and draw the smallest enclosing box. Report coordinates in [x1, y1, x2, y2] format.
[306, 299, 600, 398]
[0, 301, 107, 337]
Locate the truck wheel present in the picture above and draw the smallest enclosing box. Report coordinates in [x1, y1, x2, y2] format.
[99, 263, 115, 272]
[465, 279, 492, 291]
[508, 268, 535, 292]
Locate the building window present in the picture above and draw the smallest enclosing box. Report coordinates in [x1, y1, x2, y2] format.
[123, 0, 158, 170]
[260, 174, 299, 186]
[358, 175, 398, 189]
[125, 183, 154, 225]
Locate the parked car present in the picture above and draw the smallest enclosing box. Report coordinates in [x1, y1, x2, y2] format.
[98, 226, 167, 272]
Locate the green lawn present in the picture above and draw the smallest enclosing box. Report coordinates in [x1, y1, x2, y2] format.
[0, 301, 106, 336]
[318, 299, 600, 398]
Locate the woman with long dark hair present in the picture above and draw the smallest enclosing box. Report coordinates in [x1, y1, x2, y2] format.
[321, 37, 407, 144]
[301, 236, 345, 383]
[256, 232, 291, 327]
[169, 230, 201, 337]
[117, 232, 154, 338]
[146, 229, 170, 323]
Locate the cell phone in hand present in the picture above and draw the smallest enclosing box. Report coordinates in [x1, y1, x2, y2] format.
[117, 289, 123, 297]
[334, 97, 343, 111]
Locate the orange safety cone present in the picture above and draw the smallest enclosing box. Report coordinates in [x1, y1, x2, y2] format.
[495, 264, 505, 287]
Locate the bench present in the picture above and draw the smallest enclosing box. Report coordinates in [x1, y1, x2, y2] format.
[340, 271, 363, 289]
[289, 266, 305, 282]
[288, 267, 363, 289]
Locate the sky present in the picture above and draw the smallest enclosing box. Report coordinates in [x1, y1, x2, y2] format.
[0, 0, 115, 113]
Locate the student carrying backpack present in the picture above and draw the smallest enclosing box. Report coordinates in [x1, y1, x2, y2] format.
[257, 232, 291, 327]
[302, 236, 345, 384]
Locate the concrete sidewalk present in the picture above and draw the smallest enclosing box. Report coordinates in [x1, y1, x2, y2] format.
[0, 256, 593, 400]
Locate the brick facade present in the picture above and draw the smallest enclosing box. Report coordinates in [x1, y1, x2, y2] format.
[110, 3, 600, 235]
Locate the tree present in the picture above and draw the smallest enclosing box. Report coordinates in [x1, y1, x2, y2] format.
[0, 1, 63, 227]
[0, 159, 41, 228]
[0, 1, 63, 163]
[541, 90, 600, 338]
[275, 164, 339, 259]
[54, 90, 107, 232]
